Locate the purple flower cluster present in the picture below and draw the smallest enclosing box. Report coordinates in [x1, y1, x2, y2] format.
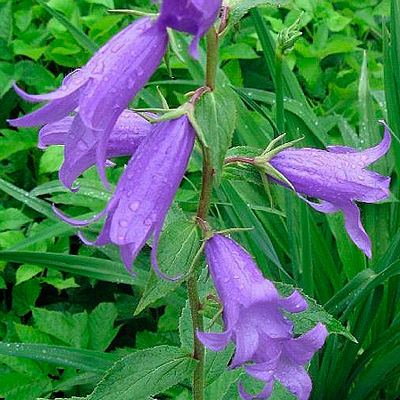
[8, 0, 222, 274]
[198, 235, 327, 400]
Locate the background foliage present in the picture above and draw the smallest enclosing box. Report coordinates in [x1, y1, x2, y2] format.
[1, 0, 400, 399]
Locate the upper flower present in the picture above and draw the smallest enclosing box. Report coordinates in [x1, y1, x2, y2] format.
[197, 234, 327, 400]
[8, 17, 168, 189]
[39, 110, 152, 191]
[255, 121, 392, 258]
[157, 0, 223, 58]
[54, 114, 195, 278]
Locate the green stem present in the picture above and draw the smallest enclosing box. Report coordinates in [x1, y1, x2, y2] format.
[187, 26, 220, 400]
[187, 273, 205, 400]
[205, 27, 218, 89]
[275, 52, 285, 133]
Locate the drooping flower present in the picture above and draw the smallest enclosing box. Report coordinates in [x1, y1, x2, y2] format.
[54, 114, 195, 278]
[38, 110, 152, 191]
[197, 234, 327, 400]
[157, 0, 223, 58]
[8, 17, 168, 188]
[255, 121, 392, 258]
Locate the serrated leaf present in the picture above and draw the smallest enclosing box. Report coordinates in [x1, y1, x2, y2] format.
[85, 0, 114, 8]
[275, 282, 356, 342]
[0, 207, 31, 231]
[135, 217, 200, 315]
[88, 346, 197, 400]
[16, 264, 43, 285]
[194, 85, 237, 183]
[12, 279, 41, 316]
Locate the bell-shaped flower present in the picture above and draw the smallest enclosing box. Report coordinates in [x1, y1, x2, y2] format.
[197, 234, 327, 400]
[38, 110, 151, 191]
[54, 114, 195, 278]
[255, 121, 392, 258]
[8, 17, 168, 188]
[157, 0, 222, 58]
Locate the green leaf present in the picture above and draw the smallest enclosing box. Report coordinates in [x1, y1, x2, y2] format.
[37, 0, 99, 53]
[275, 282, 356, 342]
[0, 129, 37, 162]
[16, 264, 43, 285]
[194, 84, 237, 183]
[88, 303, 119, 352]
[12, 279, 41, 316]
[0, 207, 31, 231]
[228, 0, 281, 29]
[0, 251, 146, 286]
[33, 308, 90, 349]
[0, 1, 12, 43]
[88, 346, 197, 400]
[39, 145, 64, 174]
[135, 217, 200, 315]
[85, 0, 115, 8]
[0, 342, 117, 373]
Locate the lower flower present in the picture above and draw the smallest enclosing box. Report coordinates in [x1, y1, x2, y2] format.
[197, 234, 327, 400]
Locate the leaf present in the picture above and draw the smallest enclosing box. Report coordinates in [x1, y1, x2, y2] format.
[194, 84, 237, 183]
[0, 207, 31, 231]
[275, 282, 356, 342]
[0, 342, 117, 373]
[227, 0, 281, 29]
[36, 0, 99, 53]
[85, 0, 115, 8]
[16, 264, 43, 285]
[88, 303, 119, 352]
[88, 346, 197, 400]
[33, 308, 90, 349]
[0, 128, 38, 162]
[0, 1, 12, 43]
[135, 217, 200, 315]
[0, 251, 146, 286]
[12, 279, 41, 316]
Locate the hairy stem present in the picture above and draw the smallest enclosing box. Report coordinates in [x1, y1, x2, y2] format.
[205, 27, 218, 89]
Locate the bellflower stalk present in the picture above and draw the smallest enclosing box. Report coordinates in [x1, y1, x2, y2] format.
[197, 234, 328, 400]
[39, 110, 151, 191]
[157, 0, 223, 58]
[254, 121, 392, 258]
[54, 114, 195, 278]
[8, 17, 168, 189]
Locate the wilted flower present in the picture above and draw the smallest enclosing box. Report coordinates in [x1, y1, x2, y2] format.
[39, 110, 151, 191]
[197, 234, 327, 400]
[255, 121, 392, 258]
[8, 17, 168, 188]
[54, 114, 195, 278]
[157, 0, 223, 58]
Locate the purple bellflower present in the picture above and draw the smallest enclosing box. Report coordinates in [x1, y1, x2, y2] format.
[255, 121, 392, 258]
[197, 234, 327, 400]
[54, 114, 195, 278]
[38, 110, 152, 191]
[157, 0, 223, 58]
[8, 17, 168, 188]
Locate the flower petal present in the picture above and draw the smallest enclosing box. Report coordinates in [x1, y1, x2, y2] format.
[353, 120, 392, 167]
[238, 379, 274, 400]
[342, 200, 372, 258]
[230, 323, 259, 369]
[38, 117, 73, 149]
[284, 323, 328, 365]
[274, 358, 312, 400]
[11, 70, 88, 102]
[8, 90, 81, 127]
[279, 290, 308, 314]
[196, 329, 232, 351]
[298, 196, 340, 214]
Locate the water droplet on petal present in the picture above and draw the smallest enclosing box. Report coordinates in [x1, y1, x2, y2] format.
[119, 220, 128, 228]
[144, 216, 153, 226]
[130, 201, 140, 211]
